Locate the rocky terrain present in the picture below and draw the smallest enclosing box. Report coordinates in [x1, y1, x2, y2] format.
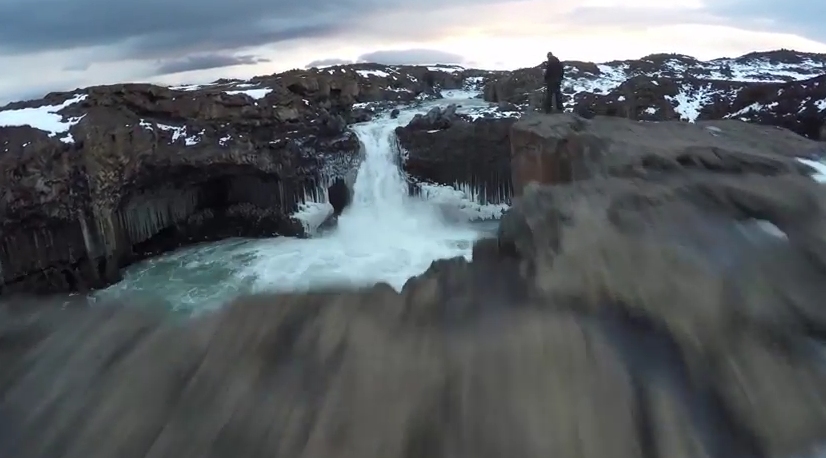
[4, 113, 826, 458]
[1, 49, 825, 294]
[397, 50, 826, 203]
[0, 64, 474, 294]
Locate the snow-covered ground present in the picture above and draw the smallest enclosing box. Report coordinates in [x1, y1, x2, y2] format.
[0, 93, 87, 145]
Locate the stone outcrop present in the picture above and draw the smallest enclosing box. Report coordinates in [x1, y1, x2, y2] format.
[396, 112, 823, 210]
[396, 112, 515, 204]
[509, 113, 822, 195]
[5, 159, 826, 457]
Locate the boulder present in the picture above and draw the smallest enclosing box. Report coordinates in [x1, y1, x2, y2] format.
[406, 104, 460, 130]
[509, 113, 822, 195]
[327, 177, 350, 216]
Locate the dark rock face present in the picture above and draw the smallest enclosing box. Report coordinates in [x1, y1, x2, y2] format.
[397, 112, 823, 210]
[4, 167, 826, 457]
[0, 83, 362, 294]
[396, 116, 515, 204]
[327, 177, 350, 216]
[721, 75, 826, 139]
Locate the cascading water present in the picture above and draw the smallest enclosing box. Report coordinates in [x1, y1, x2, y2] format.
[238, 108, 483, 292]
[95, 97, 497, 313]
[335, 110, 468, 245]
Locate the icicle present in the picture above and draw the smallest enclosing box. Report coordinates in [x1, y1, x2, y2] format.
[78, 211, 100, 259]
[94, 206, 119, 258]
[0, 240, 11, 282]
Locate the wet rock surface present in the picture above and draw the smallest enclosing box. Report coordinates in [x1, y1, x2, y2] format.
[4, 167, 826, 458]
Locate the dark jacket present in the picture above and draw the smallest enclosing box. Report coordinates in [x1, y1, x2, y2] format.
[544, 56, 564, 85]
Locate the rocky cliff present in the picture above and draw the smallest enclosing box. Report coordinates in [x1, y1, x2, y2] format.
[0, 65, 477, 294]
[2, 49, 825, 294]
[4, 112, 826, 458]
[397, 50, 826, 203]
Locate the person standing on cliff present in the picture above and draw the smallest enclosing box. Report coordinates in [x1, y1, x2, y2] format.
[543, 51, 565, 113]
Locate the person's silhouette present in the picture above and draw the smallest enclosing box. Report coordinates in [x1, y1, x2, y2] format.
[543, 52, 565, 113]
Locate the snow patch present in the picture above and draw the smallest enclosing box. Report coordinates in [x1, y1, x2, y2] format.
[755, 220, 787, 238]
[427, 65, 464, 73]
[357, 69, 390, 78]
[224, 88, 271, 99]
[715, 57, 824, 82]
[169, 83, 211, 91]
[665, 83, 716, 122]
[726, 101, 778, 120]
[0, 93, 87, 142]
[798, 158, 826, 183]
[139, 119, 203, 145]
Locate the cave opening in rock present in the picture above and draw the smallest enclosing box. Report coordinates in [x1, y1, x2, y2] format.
[115, 165, 301, 266]
[286, 83, 309, 96]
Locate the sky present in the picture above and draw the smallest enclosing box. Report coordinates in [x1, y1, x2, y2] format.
[0, 0, 825, 104]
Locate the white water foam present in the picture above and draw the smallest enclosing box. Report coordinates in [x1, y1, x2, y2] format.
[238, 106, 484, 293]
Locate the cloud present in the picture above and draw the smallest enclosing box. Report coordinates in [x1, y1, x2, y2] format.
[154, 54, 269, 75]
[306, 57, 354, 68]
[0, 0, 509, 60]
[63, 61, 92, 72]
[2, 0, 826, 104]
[704, 0, 826, 43]
[559, 5, 719, 29]
[562, 1, 826, 44]
[306, 48, 468, 69]
[356, 48, 467, 65]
